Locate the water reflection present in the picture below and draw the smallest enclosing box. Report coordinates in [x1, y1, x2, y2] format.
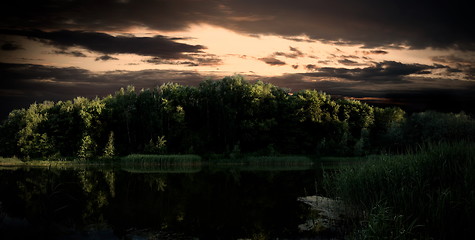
[0, 166, 322, 239]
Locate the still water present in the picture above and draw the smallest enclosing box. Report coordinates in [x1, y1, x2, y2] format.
[0, 165, 325, 240]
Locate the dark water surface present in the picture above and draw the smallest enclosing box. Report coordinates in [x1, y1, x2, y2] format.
[0, 165, 324, 240]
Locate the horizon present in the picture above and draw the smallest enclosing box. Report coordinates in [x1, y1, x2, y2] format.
[1, 0, 474, 119]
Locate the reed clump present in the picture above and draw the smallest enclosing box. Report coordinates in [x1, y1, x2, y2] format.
[327, 142, 475, 239]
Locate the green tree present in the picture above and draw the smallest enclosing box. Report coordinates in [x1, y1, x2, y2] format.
[370, 107, 405, 150]
[144, 135, 167, 154]
[17, 102, 56, 159]
[103, 131, 115, 158]
[78, 134, 96, 160]
[0, 109, 26, 157]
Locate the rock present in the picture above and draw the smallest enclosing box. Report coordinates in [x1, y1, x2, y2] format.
[298, 196, 347, 233]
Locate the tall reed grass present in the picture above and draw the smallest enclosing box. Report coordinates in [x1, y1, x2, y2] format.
[326, 142, 475, 239]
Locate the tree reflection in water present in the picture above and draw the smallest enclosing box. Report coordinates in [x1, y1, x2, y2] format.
[0, 166, 321, 239]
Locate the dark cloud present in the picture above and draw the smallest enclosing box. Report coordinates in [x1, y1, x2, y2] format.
[95, 55, 119, 61]
[273, 46, 304, 59]
[338, 59, 365, 66]
[220, 0, 475, 50]
[258, 57, 286, 66]
[0, 0, 224, 31]
[340, 55, 360, 59]
[1, 0, 472, 50]
[431, 55, 475, 80]
[0, 29, 205, 59]
[0, 62, 210, 96]
[362, 50, 388, 55]
[146, 54, 222, 67]
[53, 50, 87, 57]
[317, 60, 331, 65]
[305, 64, 318, 71]
[282, 36, 317, 43]
[0, 62, 213, 119]
[1, 41, 22, 51]
[304, 61, 443, 83]
[188, 54, 223, 66]
[432, 55, 474, 67]
[145, 58, 200, 66]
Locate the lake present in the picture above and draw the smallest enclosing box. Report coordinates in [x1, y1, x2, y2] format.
[0, 164, 329, 240]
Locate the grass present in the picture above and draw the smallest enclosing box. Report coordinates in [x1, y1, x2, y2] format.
[326, 142, 475, 239]
[0, 156, 24, 165]
[121, 165, 202, 173]
[318, 156, 367, 170]
[0, 156, 118, 169]
[120, 154, 202, 166]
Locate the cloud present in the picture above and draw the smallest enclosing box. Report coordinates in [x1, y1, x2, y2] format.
[305, 64, 318, 71]
[282, 36, 317, 43]
[53, 50, 87, 57]
[219, 0, 475, 51]
[273, 46, 304, 59]
[146, 54, 222, 67]
[431, 54, 475, 80]
[187, 54, 223, 66]
[338, 59, 365, 66]
[432, 55, 474, 67]
[1, 41, 22, 51]
[258, 57, 286, 66]
[0, 0, 223, 31]
[362, 50, 388, 55]
[95, 55, 119, 61]
[1, 0, 472, 51]
[304, 61, 443, 83]
[0, 29, 205, 59]
[0, 62, 210, 94]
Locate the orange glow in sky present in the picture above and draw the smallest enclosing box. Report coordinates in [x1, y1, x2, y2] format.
[1, 23, 461, 79]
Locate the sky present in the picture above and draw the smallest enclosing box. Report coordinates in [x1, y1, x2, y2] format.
[1, 0, 474, 118]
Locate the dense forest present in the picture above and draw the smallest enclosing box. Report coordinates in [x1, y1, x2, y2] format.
[1, 75, 474, 160]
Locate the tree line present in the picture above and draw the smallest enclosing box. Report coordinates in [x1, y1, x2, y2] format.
[0, 76, 474, 160]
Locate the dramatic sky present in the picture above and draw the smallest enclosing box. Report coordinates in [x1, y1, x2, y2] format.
[1, 0, 474, 118]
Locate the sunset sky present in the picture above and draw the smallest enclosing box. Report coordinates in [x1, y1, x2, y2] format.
[1, 0, 474, 118]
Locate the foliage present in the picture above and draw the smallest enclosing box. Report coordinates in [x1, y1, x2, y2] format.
[77, 134, 96, 160]
[103, 131, 116, 158]
[1, 75, 474, 160]
[144, 135, 167, 154]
